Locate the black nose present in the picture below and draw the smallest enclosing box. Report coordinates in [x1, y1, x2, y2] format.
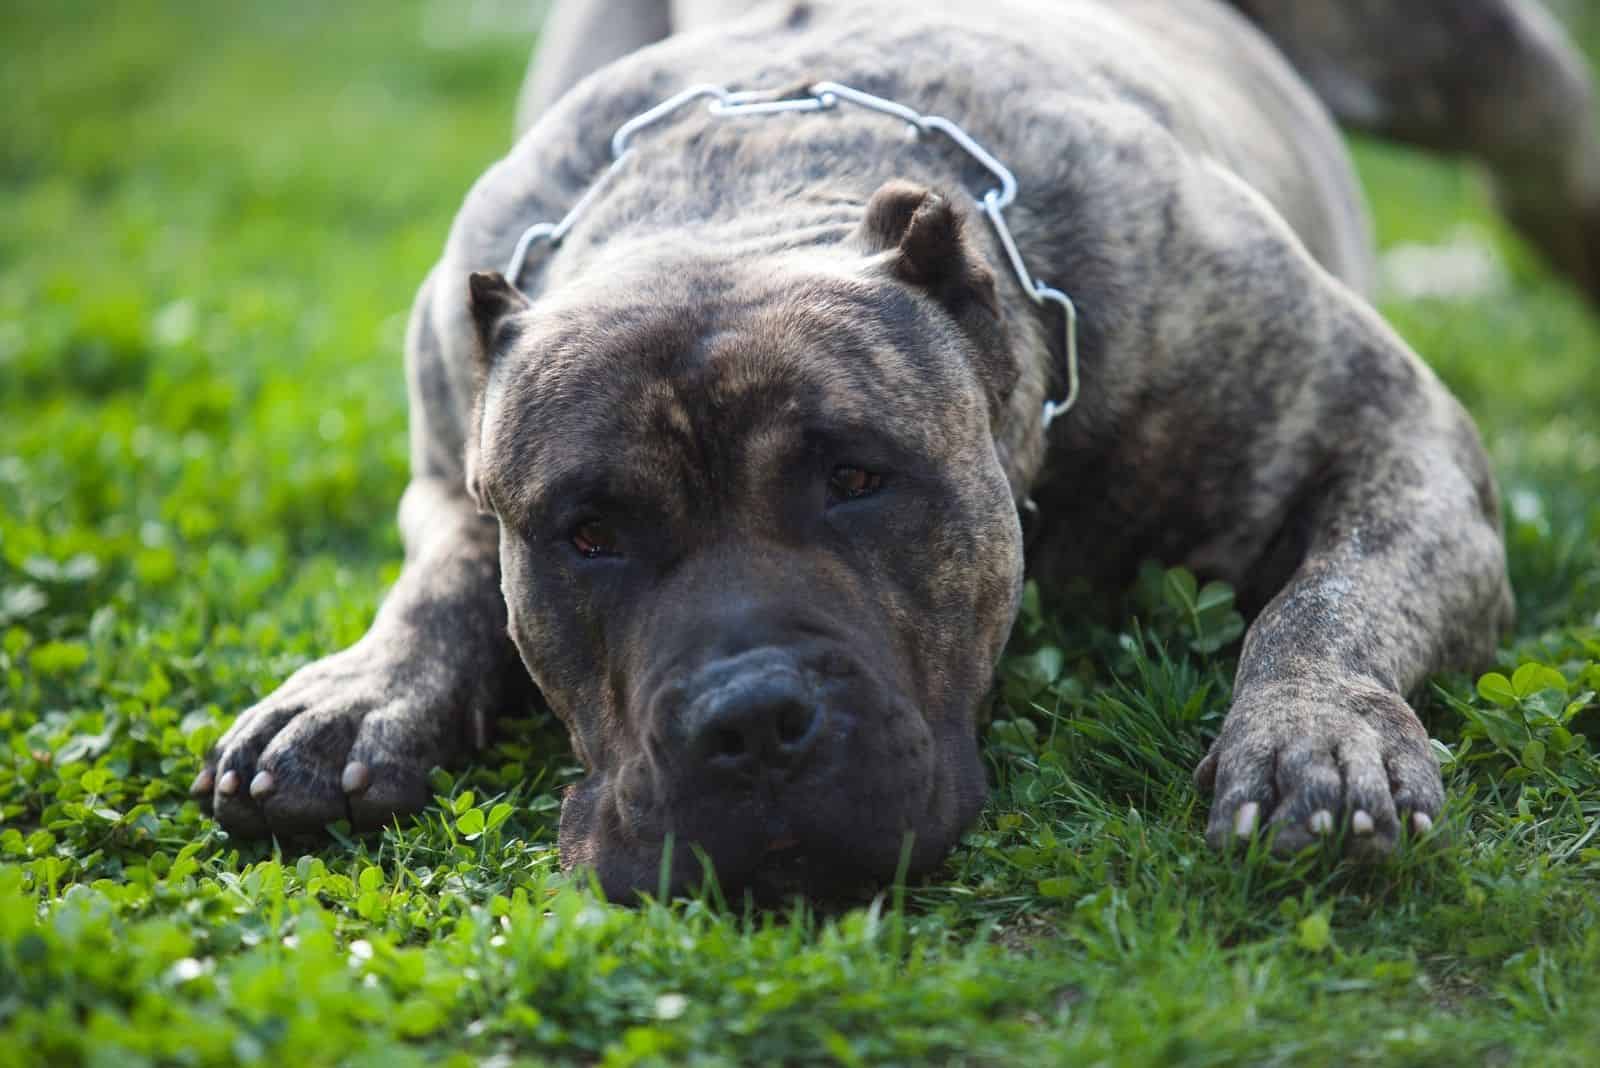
[687, 669, 822, 778]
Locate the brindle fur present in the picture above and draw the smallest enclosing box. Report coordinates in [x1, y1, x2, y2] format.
[197, 0, 1597, 894]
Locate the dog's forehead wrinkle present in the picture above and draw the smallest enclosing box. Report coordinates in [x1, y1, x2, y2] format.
[482, 242, 995, 526]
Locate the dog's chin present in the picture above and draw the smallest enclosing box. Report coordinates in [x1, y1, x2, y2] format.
[734, 843, 891, 907]
[602, 840, 891, 907]
[555, 773, 968, 906]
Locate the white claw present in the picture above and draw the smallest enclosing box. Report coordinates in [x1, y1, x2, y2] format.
[1351, 810, 1375, 836]
[1309, 810, 1333, 835]
[341, 761, 371, 794]
[1234, 801, 1260, 838]
[249, 770, 274, 799]
[1412, 811, 1434, 835]
[217, 769, 240, 796]
[190, 768, 214, 795]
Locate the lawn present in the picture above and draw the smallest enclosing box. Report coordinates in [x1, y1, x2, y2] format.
[3, 1, 1600, 1064]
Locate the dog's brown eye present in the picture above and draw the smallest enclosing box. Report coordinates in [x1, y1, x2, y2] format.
[828, 465, 882, 502]
[572, 519, 619, 558]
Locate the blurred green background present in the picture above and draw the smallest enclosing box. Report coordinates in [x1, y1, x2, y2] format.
[3, 2, 1600, 1065]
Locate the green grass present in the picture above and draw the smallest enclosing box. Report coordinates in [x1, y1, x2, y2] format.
[4, 1, 1600, 1064]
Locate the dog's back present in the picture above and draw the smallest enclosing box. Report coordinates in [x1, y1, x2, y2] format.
[515, 0, 1375, 293]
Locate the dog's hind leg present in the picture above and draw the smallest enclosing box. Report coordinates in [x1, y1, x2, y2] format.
[1232, 0, 1600, 303]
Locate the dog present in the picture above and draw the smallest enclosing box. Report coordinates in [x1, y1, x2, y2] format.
[191, 0, 1599, 899]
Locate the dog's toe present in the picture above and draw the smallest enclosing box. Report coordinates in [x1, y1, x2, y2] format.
[251, 705, 364, 835]
[344, 705, 440, 830]
[1203, 743, 1277, 851]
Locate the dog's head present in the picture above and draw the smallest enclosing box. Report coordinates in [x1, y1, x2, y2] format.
[466, 181, 1025, 899]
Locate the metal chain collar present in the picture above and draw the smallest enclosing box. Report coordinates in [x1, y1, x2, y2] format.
[507, 81, 1082, 426]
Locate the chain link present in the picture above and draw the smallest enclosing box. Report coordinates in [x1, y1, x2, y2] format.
[507, 81, 1081, 425]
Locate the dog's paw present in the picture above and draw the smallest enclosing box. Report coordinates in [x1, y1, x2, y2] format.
[1193, 677, 1443, 858]
[192, 639, 473, 837]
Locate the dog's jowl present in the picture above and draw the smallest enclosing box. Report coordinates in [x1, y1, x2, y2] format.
[192, 0, 1600, 898]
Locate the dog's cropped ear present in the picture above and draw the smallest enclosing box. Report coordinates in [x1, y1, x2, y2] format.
[858, 180, 1015, 411]
[858, 180, 1002, 319]
[468, 270, 532, 377]
[464, 271, 531, 516]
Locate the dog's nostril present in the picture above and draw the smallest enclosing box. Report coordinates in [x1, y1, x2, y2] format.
[776, 702, 815, 746]
[713, 727, 747, 759]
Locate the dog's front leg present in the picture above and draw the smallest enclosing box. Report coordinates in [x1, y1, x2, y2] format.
[1196, 408, 1513, 855]
[1064, 138, 1524, 856]
[194, 477, 523, 836]
[194, 269, 530, 837]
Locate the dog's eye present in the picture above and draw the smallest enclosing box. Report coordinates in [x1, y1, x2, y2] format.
[828, 465, 882, 503]
[571, 519, 620, 558]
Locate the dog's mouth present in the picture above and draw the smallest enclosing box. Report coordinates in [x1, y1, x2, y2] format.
[674, 817, 889, 904]
[559, 761, 952, 905]
[735, 834, 886, 906]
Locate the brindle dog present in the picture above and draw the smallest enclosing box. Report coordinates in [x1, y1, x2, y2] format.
[192, 0, 1598, 899]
